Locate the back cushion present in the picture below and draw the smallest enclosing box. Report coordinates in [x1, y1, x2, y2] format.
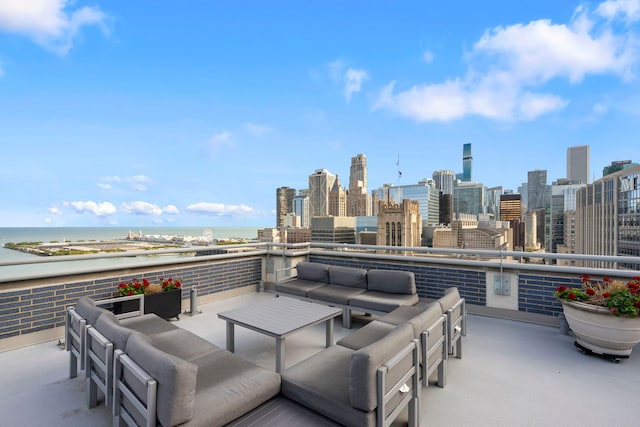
[438, 287, 461, 313]
[349, 323, 414, 412]
[125, 333, 198, 427]
[408, 303, 443, 339]
[329, 266, 368, 289]
[75, 296, 108, 326]
[296, 261, 330, 283]
[95, 312, 132, 351]
[367, 270, 416, 295]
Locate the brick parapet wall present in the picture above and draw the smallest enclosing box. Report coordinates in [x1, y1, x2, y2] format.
[0, 257, 261, 341]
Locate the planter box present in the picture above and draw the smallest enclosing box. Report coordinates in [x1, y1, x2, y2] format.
[114, 289, 182, 320]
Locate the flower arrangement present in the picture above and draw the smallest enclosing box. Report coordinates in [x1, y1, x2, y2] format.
[555, 275, 640, 317]
[117, 278, 149, 296]
[160, 277, 181, 292]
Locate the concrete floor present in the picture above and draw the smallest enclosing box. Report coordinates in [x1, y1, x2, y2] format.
[1, 291, 639, 427]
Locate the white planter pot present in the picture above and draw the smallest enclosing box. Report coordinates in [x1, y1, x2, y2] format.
[562, 300, 640, 357]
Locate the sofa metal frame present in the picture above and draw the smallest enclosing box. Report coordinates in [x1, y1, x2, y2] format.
[422, 314, 448, 388]
[447, 298, 466, 358]
[66, 307, 86, 378]
[376, 338, 420, 427]
[113, 348, 157, 427]
[86, 325, 114, 408]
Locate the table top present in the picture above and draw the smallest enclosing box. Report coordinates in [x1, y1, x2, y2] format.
[217, 296, 342, 337]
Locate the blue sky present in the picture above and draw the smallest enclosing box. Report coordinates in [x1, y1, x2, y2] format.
[1, 0, 639, 228]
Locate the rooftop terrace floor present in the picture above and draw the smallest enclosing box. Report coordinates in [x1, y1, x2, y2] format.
[1, 291, 638, 427]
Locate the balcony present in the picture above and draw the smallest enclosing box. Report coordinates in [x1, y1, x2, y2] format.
[1, 243, 639, 425]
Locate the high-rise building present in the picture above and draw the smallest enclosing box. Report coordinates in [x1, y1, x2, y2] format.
[376, 199, 422, 248]
[432, 170, 455, 195]
[453, 181, 485, 215]
[276, 186, 297, 227]
[527, 169, 547, 211]
[500, 193, 523, 250]
[310, 216, 356, 244]
[575, 164, 640, 269]
[567, 145, 590, 184]
[462, 143, 472, 182]
[546, 179, 586, 255]
[372, 179, 440, 226]
[328, 175, 347, 217]
[439, 193, 453, 225]
[308, 169, 336, 218]
[603, 160, 638, 177]
[292, 190, 309, 228]
[347, 154, 372, 216]
[485, 186, 503, 218]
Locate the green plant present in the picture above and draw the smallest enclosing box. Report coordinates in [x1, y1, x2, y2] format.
[555, 275, 640, 317]
[117, 278, 150, 296]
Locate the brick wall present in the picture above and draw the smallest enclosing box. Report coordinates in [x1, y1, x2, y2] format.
[0, 257, 261, 341]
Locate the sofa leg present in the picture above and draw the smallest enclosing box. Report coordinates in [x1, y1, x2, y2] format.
[87, 377, 98, 408]
[69, 353, 78, 379]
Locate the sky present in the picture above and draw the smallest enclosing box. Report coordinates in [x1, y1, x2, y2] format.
[1, 0, 639, 228]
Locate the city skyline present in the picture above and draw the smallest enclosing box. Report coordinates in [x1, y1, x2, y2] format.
[1, 1, 639, 227]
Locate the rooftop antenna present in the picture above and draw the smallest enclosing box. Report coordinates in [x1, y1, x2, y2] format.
[397, 152, 402, 185]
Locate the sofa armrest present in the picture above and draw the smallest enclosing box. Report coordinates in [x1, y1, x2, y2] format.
[376, 338, 420, 427]
[96, 294, 144, 320]
[66, 307, 86, 377]
[275, 265, 298, 283]
[113, 349, 158, 427]
[85, 325, 114, 408]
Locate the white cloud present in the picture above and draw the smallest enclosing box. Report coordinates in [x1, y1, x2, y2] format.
[597, 0, 640, 21]
[126, 174, 152, 192]
[120, 201, 163, 216]
[344, 68, 370, 101]
[97, 183, 112, 190]
[163, 204, 179, 215]
[209, 131, 234, 152]
[47, 205, 62, 215]
[65, 200, 116, 216]
[186, 202, 254, 217]
[328, 60, 345, 82]
[374, 4, 638, 122]
[422, 50, 434, 63]
[245, 122, 272, 137]
[0, 0, 110, 56]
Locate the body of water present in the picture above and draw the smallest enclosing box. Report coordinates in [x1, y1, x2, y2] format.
[0, 226, 261, 279]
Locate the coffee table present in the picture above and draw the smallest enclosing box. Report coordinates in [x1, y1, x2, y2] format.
[217, 297, 342, 373]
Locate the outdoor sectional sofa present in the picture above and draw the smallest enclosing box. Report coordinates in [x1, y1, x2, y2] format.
[274, 261, 420, 328]
[66, 297, 280, 426]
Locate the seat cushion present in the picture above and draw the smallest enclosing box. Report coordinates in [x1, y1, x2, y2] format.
[366, 270, 416, 295]
[121, 313, 179, 336]
[189, 351, 281, 426]
[337, 320, 396, 350]
[308, 285, 366, 305]
[274, 279, 327, 298]
[281, 345, 375, 427]
[378, 305, 426, 326]
[296, 261, 330, 283]
[149, 329, 223, 362]
[348, 291, 419, 313]
[329, 266, 368, 289]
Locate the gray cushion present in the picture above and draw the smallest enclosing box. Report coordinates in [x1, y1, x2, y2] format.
[348, 291, 419, 312]
[122, 313, 179, 336]
[308, 285, 366, 305]
[125, 333, 198, 427]
[337, 320, 396, 350]
[439, 287, 461, 313]
[296, 261, 330, 283]
[282, 345, 375, 427]
[329, 266, 368, 289]
[366, 270, 416, 295]
[274, 279, 327, 297]
[349, 322, 414, 412]
[189, 350, 281, 426]
[75, 296, 108, 326]
[149, 329, 223, 362]
[379, 305, 426, 326]
[94, 311, 132, 351]
[408, 303, 444, 339]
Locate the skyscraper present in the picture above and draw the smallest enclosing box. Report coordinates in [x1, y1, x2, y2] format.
[567, 145, 590, 184]
[527, 169, 547, 211]
[462, 143, 472, 182]
[453, 181, 484, 215]
[276, 186, 296, 227]
[432, 169, 455, 195]
[347, 154, 371, 216]
[329, 175, 347, 217]
[308, 169, 336, 218]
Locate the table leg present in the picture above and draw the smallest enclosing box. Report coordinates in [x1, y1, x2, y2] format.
[226, 322, 235, 352]
[275, 337, 285, 373]
[326, 318, 334, 347]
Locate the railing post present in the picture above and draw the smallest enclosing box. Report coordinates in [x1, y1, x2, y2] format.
[185, 286, 201, 316]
